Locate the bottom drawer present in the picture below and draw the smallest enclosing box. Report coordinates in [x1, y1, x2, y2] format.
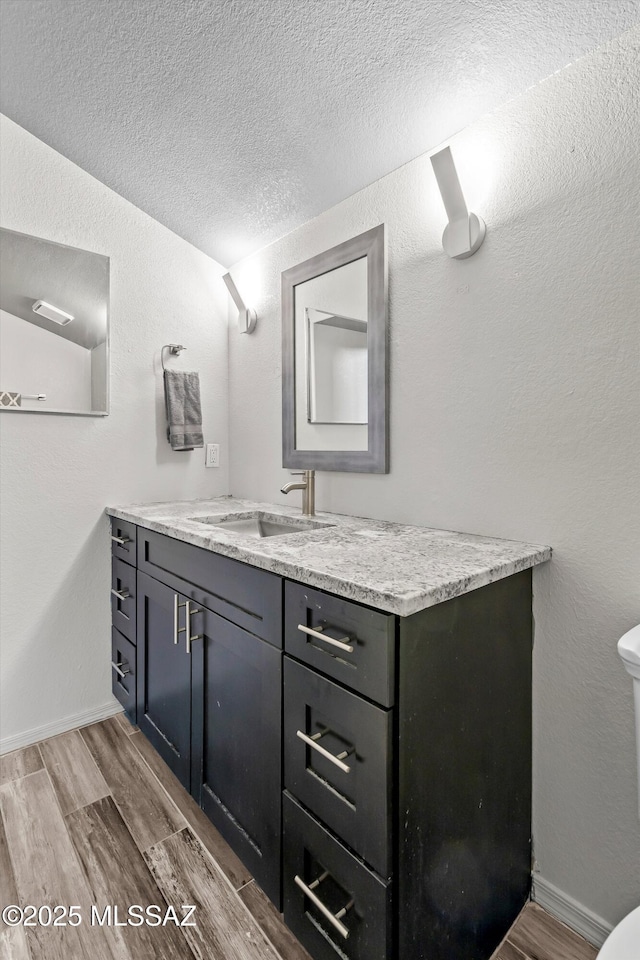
[111, 628, 136, 721]
[283, 792, 392, 960]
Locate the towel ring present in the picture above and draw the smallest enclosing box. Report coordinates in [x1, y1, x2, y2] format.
[161, 344, 186, 372]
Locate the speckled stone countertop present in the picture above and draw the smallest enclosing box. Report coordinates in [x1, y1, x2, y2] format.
[106, 498, 551, 617]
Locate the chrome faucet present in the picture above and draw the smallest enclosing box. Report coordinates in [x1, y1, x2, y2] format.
[281, 470, 316, 517]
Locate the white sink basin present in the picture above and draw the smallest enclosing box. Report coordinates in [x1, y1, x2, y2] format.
[189, 511, 334, 539]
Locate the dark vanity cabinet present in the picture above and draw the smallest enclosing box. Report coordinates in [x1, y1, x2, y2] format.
[108, 516, 534, 960]
[109, 521, 283, 906]
[281, 573, 533, 960]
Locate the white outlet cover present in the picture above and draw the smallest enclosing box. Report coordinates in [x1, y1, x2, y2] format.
[205, 443, 219, 468]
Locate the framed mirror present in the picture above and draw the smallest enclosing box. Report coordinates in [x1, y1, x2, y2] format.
[0, 228, 109, 416]
[282, 224, 388, 472]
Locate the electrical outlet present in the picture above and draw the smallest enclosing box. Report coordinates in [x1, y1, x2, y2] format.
[205, 443, 220, 468]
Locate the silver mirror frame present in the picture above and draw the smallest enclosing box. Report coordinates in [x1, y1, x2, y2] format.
[282, 223, 388, 473]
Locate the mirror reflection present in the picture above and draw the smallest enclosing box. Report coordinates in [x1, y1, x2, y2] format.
[0, 228, 109, 416]
[294, 255, 368, 452]
[306, 307, 367, 424]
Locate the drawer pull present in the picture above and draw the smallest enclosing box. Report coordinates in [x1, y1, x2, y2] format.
[185, 600, 203, 655]
[111, 535, 131, 546]
[111, 588, 130, 601]
[173, 594, 188, 645]
[111, 660, 129, 679]
[296, 729, 351, 774]
[297, 624, 354, 654]
[294, 873, 352, 940]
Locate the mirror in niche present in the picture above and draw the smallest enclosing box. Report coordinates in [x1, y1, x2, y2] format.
[282, 224, 387, 473]
[0, 228, 109, 416]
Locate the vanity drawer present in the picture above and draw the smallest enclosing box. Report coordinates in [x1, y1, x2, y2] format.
[111, 557, 136, 643]
[110, 516, 137, 565]
[111, 628, 136, 721]
[284, 658, 392, 877]
[283, 792, 392, 960]
[284, 582, 395, 706]
[137, 529, 282, 644]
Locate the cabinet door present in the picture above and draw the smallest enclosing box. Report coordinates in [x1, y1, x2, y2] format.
[136, 571, 192, 790]
[191, 608, 282, 907]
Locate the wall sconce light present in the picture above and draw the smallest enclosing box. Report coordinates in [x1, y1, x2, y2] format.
[430, 146, 486, 260]
[222, 273, 257, 334]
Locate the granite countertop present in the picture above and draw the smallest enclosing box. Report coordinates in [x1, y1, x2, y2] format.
[106, 497, 551, 617]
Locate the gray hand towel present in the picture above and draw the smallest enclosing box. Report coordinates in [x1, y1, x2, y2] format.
[164, 370, 204, 451]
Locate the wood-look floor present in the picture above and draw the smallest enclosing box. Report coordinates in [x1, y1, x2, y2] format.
[0, 713, 599, 960]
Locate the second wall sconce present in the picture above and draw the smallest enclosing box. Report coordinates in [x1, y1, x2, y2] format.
[430, 146, 486, 260]
[222, 273, 257, 334]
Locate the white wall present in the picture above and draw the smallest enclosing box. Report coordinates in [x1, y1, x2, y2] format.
[0, 308, 92, 411]
[228, 29, 640, 930]
[0, 114, 230, 749]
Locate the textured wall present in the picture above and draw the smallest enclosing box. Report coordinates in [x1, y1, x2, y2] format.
[228, 30, 640, 927]
[0, 115, 229, 748]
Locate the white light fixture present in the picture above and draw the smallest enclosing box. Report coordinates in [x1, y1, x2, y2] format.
[430, 146, 486, 260]
[32, 299, 74, 325]
[222, 273, 257, 334]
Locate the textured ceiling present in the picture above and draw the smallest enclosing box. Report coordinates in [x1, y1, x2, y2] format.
[1, 0, 638, 266]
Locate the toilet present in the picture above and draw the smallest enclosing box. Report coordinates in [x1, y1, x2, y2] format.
[597, 624, 640, 959]
[597, 905, 640, 959]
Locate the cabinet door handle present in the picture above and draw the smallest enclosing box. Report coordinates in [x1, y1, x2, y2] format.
[111, 535, 131, 546]
[296, 729, 351, 774]
[173, 594, 187, 644]
[111, 660, 129, 679]
[185, 600, 203, 655]
[111, 588, 130, 601]
[294, 874, 351, 940]
[297, 624, 354, 654]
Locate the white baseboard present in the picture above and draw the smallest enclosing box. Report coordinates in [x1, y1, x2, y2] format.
[533, 874, 613, 948]
[0, 699, 123, 755]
